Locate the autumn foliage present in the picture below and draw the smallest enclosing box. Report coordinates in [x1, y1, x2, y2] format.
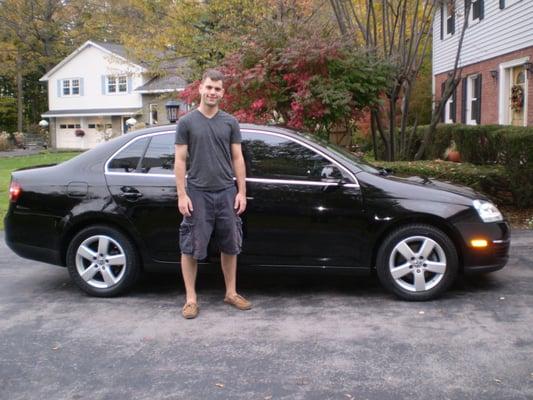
[180, 29, 392, 138]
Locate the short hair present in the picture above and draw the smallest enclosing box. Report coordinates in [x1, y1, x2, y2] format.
[202, 69, 225, 83]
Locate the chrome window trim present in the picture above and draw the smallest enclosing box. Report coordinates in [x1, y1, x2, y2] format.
[104, 128, 360, 188]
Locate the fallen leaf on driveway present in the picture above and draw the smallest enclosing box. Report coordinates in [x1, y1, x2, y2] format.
[418, 311, 425, 315]
[493, 378, 502, 384]
[52, 344, 61, 350]
[215, 383, 224, 388]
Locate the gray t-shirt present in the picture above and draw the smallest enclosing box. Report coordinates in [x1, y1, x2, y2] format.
[175, 109, 242, 191]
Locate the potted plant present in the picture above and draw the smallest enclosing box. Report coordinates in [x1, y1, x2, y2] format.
[444, 140, 461, 162]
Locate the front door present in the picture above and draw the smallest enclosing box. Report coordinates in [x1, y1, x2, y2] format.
[510, 66, 526, 126]
[240, 130, 368, 268]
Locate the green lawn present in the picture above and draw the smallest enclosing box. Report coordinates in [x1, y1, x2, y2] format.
[0, 151, 81, 230]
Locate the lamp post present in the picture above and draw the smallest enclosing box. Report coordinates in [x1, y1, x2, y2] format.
[165, 100, 180, 123]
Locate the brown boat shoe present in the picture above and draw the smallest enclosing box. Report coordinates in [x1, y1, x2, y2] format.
[224, 294, 252, 310]
[182, 302, 199, 319]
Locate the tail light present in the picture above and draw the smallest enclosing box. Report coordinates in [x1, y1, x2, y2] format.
[9, 180, 22, 203]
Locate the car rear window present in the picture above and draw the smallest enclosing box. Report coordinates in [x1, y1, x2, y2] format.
[107, 137, 149, 173]
[140, 133, 175, 174]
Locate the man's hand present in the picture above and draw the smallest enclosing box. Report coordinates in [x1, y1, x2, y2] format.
[234, 192, 247, 215]
[178, 195, 194, 217]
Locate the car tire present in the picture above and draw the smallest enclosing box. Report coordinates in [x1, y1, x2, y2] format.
[66, 225, 140, 297]
[376, 224, 458, 301]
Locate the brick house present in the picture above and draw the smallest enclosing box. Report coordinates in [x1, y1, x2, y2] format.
[433, 0, 533, 126]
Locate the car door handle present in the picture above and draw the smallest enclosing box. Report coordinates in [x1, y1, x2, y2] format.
[119, 187, 143, 199]
[120, 192, 143, 199]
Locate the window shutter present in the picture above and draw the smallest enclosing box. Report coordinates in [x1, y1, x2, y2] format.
[479, 0, 484, 20]
[451, 88, 457, 123]
[475, 74, 482, 124]
[440, 5, 444, 40]
[57, 80, 62, 97]
[79, 78, 84, 96]
[101, 76, 106, 94]
[500, 0, 505, 9]
[441, 81, 446, 122]
[127, 76, 132, 94]
[461, 77, 468, 123]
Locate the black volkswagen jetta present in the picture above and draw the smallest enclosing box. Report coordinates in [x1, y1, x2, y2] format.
[4, 124, 510, 300]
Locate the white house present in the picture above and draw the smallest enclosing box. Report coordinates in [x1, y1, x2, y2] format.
[40, 40, 189, 149]
[433, 0, 533, 126]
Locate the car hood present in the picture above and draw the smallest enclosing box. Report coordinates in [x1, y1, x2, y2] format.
[357, 172, 488, 205]
[392, 175, 482, 199]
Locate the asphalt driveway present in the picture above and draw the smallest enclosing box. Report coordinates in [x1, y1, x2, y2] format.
[1, 230, 532, 400]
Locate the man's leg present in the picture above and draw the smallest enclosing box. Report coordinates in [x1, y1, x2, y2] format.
[221, 252, 251, 310]
[181, 254, 198, 304]
[220, 252, 237, 297]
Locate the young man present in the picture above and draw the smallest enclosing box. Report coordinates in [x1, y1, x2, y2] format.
[174, 69, 251, 319]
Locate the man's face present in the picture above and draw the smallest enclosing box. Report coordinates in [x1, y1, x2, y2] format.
[199, 77, 224, 107]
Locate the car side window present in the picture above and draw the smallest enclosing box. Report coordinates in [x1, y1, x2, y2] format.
[140, 133, 175, 174]
[242, 131, 344, 181]
[107, 137, 149, 173]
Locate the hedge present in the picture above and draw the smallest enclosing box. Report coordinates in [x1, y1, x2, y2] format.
[389, 124, 533, 207]
[369, 159, 512, 206]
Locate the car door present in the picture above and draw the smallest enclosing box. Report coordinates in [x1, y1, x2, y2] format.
[240, 129, 368, 268]
[105, 131, 180, 263]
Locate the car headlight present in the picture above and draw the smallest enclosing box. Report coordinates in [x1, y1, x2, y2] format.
[472, 200, 503, 223]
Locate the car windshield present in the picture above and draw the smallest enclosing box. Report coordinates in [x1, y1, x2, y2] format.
[298, 131, 380, 174]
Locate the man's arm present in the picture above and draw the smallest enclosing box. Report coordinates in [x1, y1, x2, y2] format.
[174, 144, 193, 217]
[231, 143, 247, 215]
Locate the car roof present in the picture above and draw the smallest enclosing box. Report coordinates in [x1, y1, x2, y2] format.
[127, 123, 302, 139]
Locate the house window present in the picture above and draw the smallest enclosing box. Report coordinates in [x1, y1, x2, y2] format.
[469, 0, 484, 24]
[149, 104, 158, 125]
[445, 93, 456, 123]
[62, 79, 80, 96]
[500, 0, 522, 9]
[88, 124, 96, 129]
[443, 1, 455, 37]
[59, 124, 67, 129]
[466, 74, 482, 125]
[107, 75, 128, 94]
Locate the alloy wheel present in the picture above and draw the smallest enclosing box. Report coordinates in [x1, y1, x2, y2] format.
[75, 235, 127, 289]
[388, 236, 447, 293]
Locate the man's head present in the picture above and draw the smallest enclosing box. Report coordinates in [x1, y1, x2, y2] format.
[199, 69, 225, 108]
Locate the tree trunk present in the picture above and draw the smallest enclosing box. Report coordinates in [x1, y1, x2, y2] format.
[370, 110, 379, 160]
[16, 52, 23, 133]
[415, 0, 472, 160]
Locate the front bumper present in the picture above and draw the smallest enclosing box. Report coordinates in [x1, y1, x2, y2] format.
[455, 221, 511, 273]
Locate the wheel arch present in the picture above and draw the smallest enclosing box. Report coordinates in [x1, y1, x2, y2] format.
[370, 214, 465, 272]
[59, 216, 147, 269]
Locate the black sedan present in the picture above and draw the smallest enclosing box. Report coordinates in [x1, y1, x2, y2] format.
[4, 124, 510, 300]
